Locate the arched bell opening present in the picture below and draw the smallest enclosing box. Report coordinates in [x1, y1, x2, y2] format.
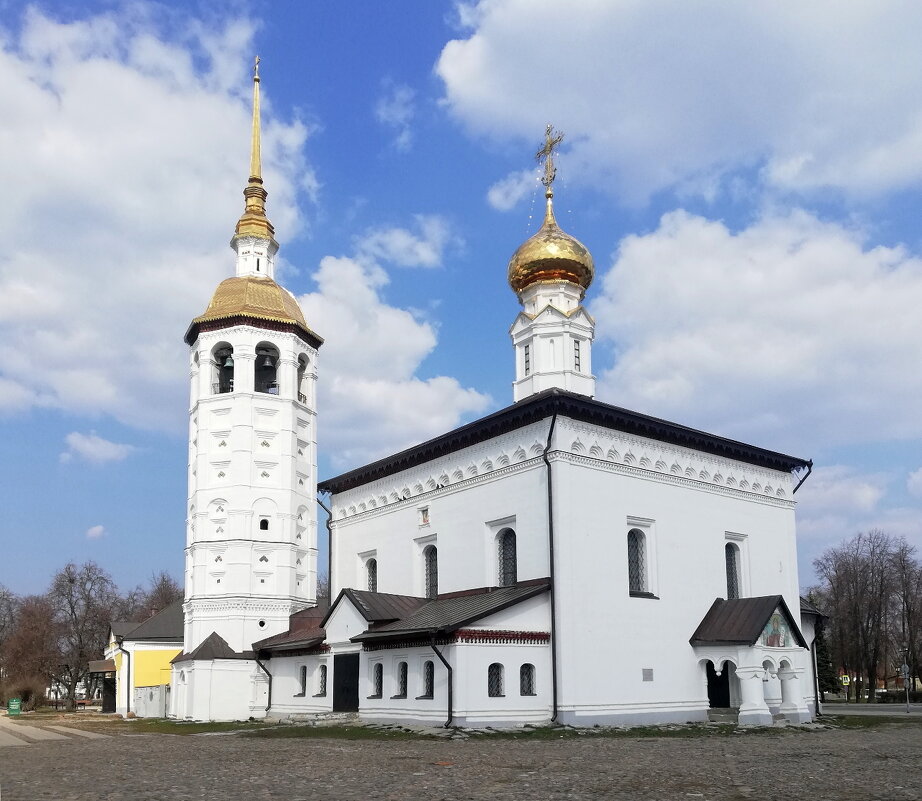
[212, 343, 234, 394]
[255, 343, 280, 394]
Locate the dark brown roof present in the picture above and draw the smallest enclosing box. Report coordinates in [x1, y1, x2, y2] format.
[88, 659, 116, 674]
[353, 581, 551, 644]
[318, 388, 811, 494]
[800, 596, 826, 618]
[120, 599, 184, 642]
[171, 631, 255, 663]
[690, 595, 807, 648]
[321, 589, 428, 628]
[253, 625, 326, 653]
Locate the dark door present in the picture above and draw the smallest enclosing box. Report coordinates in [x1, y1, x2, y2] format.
[706, 661, 730, 708]
[102, 676, 116, 713]
[333, 653, 360, 712]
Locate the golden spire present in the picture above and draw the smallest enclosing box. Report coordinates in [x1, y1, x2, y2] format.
[234, 55, 276, 244]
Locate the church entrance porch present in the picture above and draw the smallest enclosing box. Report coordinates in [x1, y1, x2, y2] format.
[333, 653, 359, 712]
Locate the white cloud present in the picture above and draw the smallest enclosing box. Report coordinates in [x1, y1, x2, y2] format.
[796, 465, 887, 519]
[61, 431, 135, 464]
[375, 81, 416, 152]
[0, 8, 312, 430]
[591, 209, 922, 453]
[299, 255, 490, 468]
[85, 525, 106, 540]
[487, 168, 538, 211]
[437, 1, 922, 202]
[356, 215, 457, 268]
[908, 468, 922, 498]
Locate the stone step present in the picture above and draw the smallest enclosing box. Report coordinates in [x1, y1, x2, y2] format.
[707, 708, 738, 724]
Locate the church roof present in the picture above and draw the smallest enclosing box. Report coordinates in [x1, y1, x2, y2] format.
[171, 631, 254, 663]
[689, 595, 807, 649]
[321, 589, 428, 628]
[352, 580, 550, 644]
[318, 388, 811, 494]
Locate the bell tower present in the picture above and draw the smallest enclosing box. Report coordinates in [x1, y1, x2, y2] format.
[508, 126, 595, 401]
[180, 58, 323, 661]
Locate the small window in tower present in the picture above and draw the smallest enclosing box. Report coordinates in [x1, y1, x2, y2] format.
[259, 519, 269, 531]
[256, 257, 261, 272]
[574, 340, 581, 371]
[524, 344, 531, 376]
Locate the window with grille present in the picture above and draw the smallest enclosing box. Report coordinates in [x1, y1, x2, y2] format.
[627, 528, 646, 594]
[367, 558, 377, 593]
[418, 660, 434, 699]
[498, 528, 517, 587]
[725, 543, 740, 600]
[424, 545, 438, 599]
[370, 663, 383, 698]
[520, 663, 536, 696]
[297, 665, 307, 696]
[574, 339, 581, 371]
[393, 661, 408, 698]
[488, 663, 504, 697]
[314, 664, 327, 697]
[524, 344, 531, 376]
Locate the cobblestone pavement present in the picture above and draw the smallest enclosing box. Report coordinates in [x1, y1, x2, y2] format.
[0, 723, 919, 801]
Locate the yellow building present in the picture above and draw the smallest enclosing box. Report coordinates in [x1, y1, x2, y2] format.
[103, 600, 183, 717]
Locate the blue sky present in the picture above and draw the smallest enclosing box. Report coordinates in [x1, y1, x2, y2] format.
[2, 0, 921, 596]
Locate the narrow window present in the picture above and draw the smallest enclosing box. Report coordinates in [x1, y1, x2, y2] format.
[393, 661, 408, 698]
[424, 545, 438, 599]
[627, 528, 646, 594]
[418, 660, 434, 700]
[488, 663, 504, 697]
[256, 257, 261, 272]
[574, 339, 581, 371]
[524, 344, 531, 376]
[369, 663, 383, 698]
[725, 542, 740, 600]
[520, 663, 536, 696]
[367, 558, 378, 593]
[259, 519, 269, 531]
[314, 664, 327, 697]
[297, 665, 307, 696]
[498, 529, 517, 587]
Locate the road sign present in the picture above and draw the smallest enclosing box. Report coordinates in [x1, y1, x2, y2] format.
[841, 675, 850, 685]
[7, 698, 21, 716]
[901, 664, 910, 679]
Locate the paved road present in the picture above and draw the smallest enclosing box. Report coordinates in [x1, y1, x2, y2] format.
[824, 702, 922, 716]
[0, 715, 109, 747]
[0, 722, 920, 800]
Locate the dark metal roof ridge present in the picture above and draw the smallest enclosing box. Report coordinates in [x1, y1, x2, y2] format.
[318, 389, 810, 494]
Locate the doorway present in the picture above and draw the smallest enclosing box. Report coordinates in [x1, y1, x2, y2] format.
[706, 661, 730, 708]
[333, 653, 360, 712]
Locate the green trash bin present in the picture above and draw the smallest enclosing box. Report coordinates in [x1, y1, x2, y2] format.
[7, 698, 22, 716]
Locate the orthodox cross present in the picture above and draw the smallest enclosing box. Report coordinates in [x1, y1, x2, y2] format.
[535, 124, 564, 190]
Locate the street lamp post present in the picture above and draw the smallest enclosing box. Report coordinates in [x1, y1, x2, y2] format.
[902, 644, 911, 715]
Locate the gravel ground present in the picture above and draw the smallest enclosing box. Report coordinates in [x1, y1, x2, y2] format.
[0, 722, 919, 801]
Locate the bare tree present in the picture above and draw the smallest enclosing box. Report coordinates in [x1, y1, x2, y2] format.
[142, 571, 183, 614]
[2, 595, 60, 708]
[48, 562, 120, 708]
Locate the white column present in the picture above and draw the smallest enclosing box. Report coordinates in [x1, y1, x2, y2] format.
[736, 666, 773, 726]
[277, 357, 297, 399]
[778, 664, 811, 723]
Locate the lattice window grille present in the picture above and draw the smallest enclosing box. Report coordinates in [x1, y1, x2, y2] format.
[424, 546, 438, 600]
[421, 660, 434, 699]
[367, 558, 378, 593]
[395, 662, 408, 698]
[627, 529, 646, 593]
[488, 663, 504, 697]
[498, 529, 517, 587]
[520, 663, 536, 696]
[726, 543, 740, 600]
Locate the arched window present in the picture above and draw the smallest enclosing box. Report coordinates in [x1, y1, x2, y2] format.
[298, 665, 307, 696]
[393, 661, 408, 698]
[370, 663, 383, 698]
[367, 558, 378, 593]
[419, 660, 434, 699]
[627, 529, 646, 594]
[424, 545, 438, 599]
[315, 664, 327, 697]
[213, 345, 234, 394]
[725, 542, 740, 600]
[259, 519, 269, 531]
[297, 355, 309, 404]
[498, 528, 517, 587]
[488, 663, 504, 697]
[255, 344, 280, 395]
[520, 663, 536, 696]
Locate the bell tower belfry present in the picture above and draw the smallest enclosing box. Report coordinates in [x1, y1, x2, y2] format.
[507, 126, 595, 401]
[172, 60, 322, 720]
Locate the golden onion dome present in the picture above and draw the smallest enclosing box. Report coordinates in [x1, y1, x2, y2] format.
[185, 276, 322, 345]
[508, 192, 594, 294]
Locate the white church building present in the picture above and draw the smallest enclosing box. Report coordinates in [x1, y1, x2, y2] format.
[169, 68, 820, 728]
